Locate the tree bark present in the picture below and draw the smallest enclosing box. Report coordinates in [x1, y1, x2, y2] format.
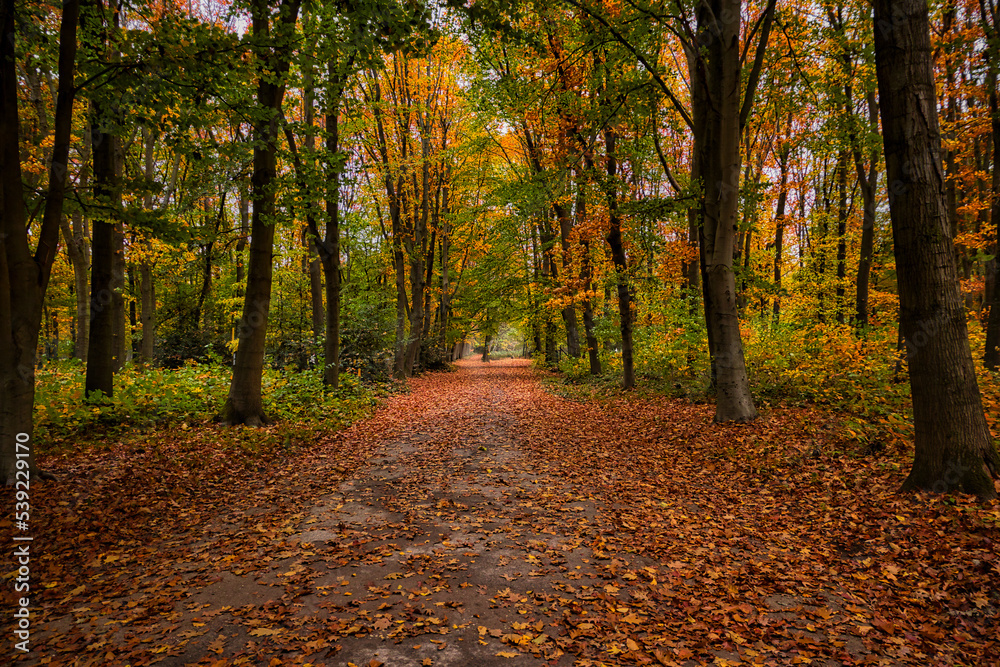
[403, 117, 428, 377]
[139, 260, 154, 362]
[307, 233, 324, 342]
[772, 142, 790, 324]
[980, 0, 1000, 370]
[603, 127, 634, 389]
[85, 106, 119, 399]
[301, 66, 325, 346]
[84, 0, 125, 396]
[854, 92, 880, 329]
[691, 0, 757, 421]
[236, 185, 249, 287]
[221, 0, 301, 425]
[835, 149, 848, 324]
[873, 0, 999, 498]
[984, 74, 1000, 368]
[576, 171, 601, 375]
[363, 73, 408, 379]
[320, 69, 342, 389]
[553, 201, 582, 358]
[0, 0, 79, 482]
[137, 125, 161, 364]
[581, 242, 601, 375]
[60, 213, 90, 360]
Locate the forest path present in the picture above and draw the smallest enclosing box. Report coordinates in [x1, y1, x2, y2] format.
[15, 359, 999, 666]
[278, 358, 600, 666]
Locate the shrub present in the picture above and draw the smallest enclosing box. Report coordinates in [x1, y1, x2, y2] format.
[32, 359, 377, 453]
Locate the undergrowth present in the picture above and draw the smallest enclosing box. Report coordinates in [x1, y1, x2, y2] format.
[545, 314, 1000, 455]
[32, 359, 386, 455]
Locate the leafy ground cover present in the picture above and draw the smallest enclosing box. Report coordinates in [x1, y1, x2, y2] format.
[30, 360, 383, 451]
[562, 316, 1000, 458]
[3, 359, 998, 666]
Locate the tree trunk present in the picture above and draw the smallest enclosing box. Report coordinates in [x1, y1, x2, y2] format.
[320, 73, 342, 389]
[196, 238, 213, 330]
[127, 265, 136, 358]
[85, 0, 125, 395]
[981, 3, 1000, 369]
[365, 75, 408, 379]
[392, 204, 407, 378]
[530, 224, 543, 356]
[236, 185, 249, 286]
[685, 208, 701, 301]
[553, 202, 582, 358]
[437, 184, 452, 355]
[545, 319, 558, 366]
[874, 0, 999, 498]
[603, 127, 634, 389]
[49, 304, 60, 360]
[139, 260, 154, 362]
[691, 0, 757, 422]
[578, 179, 601, 375]
[1, 0, 79, 482]
[60, 213, 90, 360]
[537, 214, 560, 367]
[835, 149, 848, 325]
[85, 109, 118, 399]
[301, 64, 325, 346]
[307, 234, 323, 342]
[854, 93, 880, 329]
[138, 125, 158, 364]
[403, 100, 432, 377]
[773, 142, 789, 324]
[221, 0, 301, 425]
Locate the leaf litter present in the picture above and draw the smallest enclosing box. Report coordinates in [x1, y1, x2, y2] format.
[3, 359, 998, 666]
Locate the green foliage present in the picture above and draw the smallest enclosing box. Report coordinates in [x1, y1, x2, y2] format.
[341, 296, 395, 381]
[32, 359, 377, 453]
[558, 355, 596, 382]
[744, 321, 903, 414]
[632, 295, 711, 397]
[555, 299, 918, 451]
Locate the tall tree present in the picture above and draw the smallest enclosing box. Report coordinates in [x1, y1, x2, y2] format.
[221, 0, 302, 425]
[873, 0, 999, 498]
[83, 0, 124, 399]
[0, 0, 80, 481]
[688, 0, 773, 421]
[979, 0, 1000, 370]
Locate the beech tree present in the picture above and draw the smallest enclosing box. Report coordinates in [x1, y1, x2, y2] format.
[0, 0, 80, 481]
[686, 0, 774, 421]
[980, 0, 1000, 370]
[82, 0, 124, 400]
[873, 0, 999, 498]
[221, 0, 302, 425]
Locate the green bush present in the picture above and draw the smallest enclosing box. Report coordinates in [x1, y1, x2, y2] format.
[32, 359, 377, 451]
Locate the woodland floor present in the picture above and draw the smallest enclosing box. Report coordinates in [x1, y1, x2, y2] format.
[4, 359, 1000, 666]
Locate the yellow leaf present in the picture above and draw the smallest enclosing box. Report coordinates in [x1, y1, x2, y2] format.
[249, 627, 284, 637]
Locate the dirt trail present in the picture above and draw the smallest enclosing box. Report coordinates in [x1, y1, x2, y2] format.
[14, 359, 999, 666]
[271, 359, 601, 666]
[21, 360, 608, 666]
